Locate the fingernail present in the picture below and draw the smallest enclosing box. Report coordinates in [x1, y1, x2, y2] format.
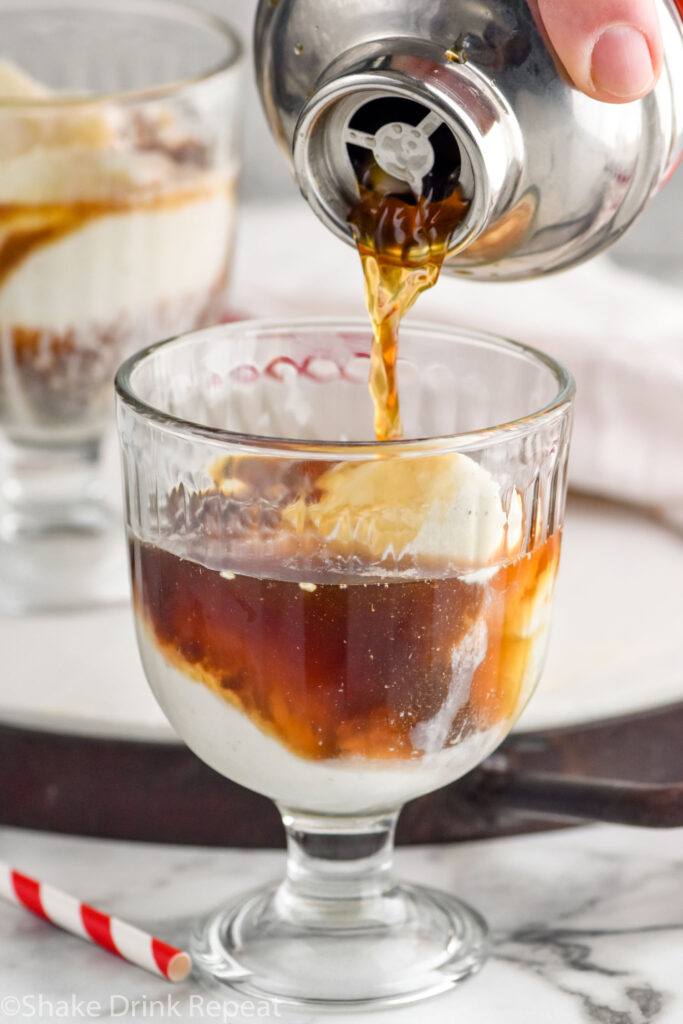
[591, 25, 654, 99]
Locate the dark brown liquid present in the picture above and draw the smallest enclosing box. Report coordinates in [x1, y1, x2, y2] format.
[349, 185, 469, 441]
[132, 530, 559, 762]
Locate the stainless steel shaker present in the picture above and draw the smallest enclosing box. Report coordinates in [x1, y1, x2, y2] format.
[254, 0, 683, 280]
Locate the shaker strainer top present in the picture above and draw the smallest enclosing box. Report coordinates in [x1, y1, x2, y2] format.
[344, 96, 463, 200]
[291, 67, 510, 257]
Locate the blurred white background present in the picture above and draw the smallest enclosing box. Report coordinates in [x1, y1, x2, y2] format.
[199, 0, 297, 201]
[209, 0, 683, 284]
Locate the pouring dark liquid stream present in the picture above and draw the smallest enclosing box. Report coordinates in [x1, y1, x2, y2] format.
[345, 100, 470, 441]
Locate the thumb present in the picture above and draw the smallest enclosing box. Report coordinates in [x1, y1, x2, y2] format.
[536, 0, 663, 103]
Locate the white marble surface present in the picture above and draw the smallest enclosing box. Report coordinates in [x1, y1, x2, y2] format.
[0, 824, 682, 1023]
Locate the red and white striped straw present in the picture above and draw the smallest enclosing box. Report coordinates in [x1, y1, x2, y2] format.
[0, 861, 191, 982]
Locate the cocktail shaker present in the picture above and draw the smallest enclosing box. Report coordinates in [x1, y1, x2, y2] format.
[255, 0, 683, 279]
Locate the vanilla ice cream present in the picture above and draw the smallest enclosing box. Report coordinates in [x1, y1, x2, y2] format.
[137, 620, 508, 814]
[283, 452, 523, 569]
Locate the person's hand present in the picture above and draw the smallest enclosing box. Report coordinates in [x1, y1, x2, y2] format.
[537, 0, 662, 102]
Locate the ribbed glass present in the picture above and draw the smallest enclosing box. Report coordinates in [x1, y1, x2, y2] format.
[115, 317, 574, 1008]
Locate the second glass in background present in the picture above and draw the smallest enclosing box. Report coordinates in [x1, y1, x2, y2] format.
[0, 0, 243, 612]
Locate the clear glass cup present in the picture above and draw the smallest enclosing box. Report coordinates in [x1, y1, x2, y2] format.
[0, 0, 243, 612]
[116, 317, 574, 1010]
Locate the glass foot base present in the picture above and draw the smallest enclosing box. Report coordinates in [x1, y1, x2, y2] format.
[0, 505, 128, 614]
[191, 881, 488, 1010]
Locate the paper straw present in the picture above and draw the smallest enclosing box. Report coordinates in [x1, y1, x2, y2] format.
[0, 861, 191, 982]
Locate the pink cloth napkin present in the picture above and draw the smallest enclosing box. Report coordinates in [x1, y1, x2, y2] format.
[230, 201, 683, 524]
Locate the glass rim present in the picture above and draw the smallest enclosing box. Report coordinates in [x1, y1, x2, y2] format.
[0, 0, 243, 108]
[115, 316, 576, 456]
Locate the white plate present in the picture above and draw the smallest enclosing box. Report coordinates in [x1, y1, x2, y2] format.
[517, 494, 683, 731]
[1, 495, 681, 742]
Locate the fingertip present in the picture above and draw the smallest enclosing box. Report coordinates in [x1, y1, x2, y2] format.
[590, 24, 657, 101]
[537, 0, 663, 104]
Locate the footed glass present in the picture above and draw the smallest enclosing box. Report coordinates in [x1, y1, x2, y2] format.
[115, 318, 574, 1010]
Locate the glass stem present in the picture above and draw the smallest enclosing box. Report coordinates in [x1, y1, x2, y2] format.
[0, 436, 109, 539]
[275, 808, 400, 927]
